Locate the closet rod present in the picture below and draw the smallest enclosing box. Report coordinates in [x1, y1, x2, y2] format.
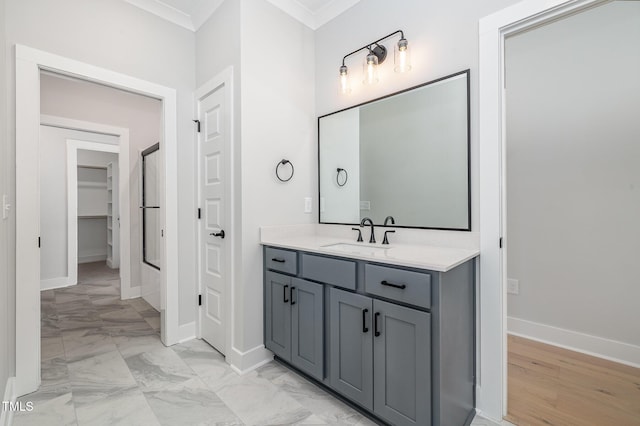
[77, 165, 108, 170]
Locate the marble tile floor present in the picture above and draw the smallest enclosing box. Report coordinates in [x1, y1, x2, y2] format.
[15, 261, 505, 426]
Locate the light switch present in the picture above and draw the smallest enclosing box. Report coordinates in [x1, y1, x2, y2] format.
[507, 278, 520, 295]
[304, 197, 312, 214]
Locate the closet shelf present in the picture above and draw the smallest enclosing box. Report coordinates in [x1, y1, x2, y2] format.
[78, 215, 107, 219]
[78, 181, 108, 189]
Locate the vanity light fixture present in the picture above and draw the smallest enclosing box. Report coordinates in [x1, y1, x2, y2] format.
[338, 30, 410, 94]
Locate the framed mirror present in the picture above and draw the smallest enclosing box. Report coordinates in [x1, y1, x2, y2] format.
[318, 70, 470, 230]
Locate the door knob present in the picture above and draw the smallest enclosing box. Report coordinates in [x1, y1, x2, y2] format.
[210, 230, 225, 239]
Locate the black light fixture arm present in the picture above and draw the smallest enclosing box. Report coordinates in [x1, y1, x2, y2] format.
[341, 30, 405, 66]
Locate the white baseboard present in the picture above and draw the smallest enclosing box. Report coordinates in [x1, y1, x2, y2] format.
[78, 254, 107, 264]
[40, 277, 73, 291]
[508, 316, 640, 368]
[121, 285, 141, 300]
[1, 377, 17, 426]
[177, 322, 196, 343]
[228, 344, 273, 375]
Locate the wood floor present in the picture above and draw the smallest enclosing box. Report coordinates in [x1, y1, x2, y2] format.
[506, 335, 640, 426]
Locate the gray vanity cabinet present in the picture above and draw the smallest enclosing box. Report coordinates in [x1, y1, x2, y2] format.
[265, 270, 324, 381]
[264, 246, 476, 426]
[329, 288, 431, 426]
[265, 271, 292, 360]
[329, 288, 374, 409]
[373, 299, 431, 426]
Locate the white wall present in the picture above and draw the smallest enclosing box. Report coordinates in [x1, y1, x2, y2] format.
[195, 0, 316, 359]
[0, 0, 14, 397]
[238, 0, 316, 353]
[506, 2, 640, 348]
[39, 126, 118, 282]
[315, 0, 519, 235]
[40, 75, 160, 294]
[5, 0, 196, 326]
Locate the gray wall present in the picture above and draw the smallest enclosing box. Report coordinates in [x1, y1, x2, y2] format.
[506, 1, 640, 346]
[0, 0, 15, 394]
[40, 75, 161, 294]
[39, 126, 118, 281]
[315, 0, 520, 235]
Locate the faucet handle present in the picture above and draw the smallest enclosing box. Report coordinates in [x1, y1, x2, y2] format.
[351, 227, 363, 242]
[382, 230, 396, 245]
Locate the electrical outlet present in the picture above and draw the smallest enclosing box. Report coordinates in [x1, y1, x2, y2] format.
[507, 278, 520, 295]
[304, 197, 312, 214]
[2, 195, 10, 220]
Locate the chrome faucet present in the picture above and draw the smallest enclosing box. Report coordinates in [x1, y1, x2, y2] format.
[360, 217, 376, 244]
[384, 216, 395, 226]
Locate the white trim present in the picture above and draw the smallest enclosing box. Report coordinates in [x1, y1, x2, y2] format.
[508, 317, 640, 369]
[265, 0, 361, 30]
[66, 139, 120, 289]
[78, 254, 108, 264]
[478, 0, 610, 420]
[15, 44, 180, 396]
[194, 67, 235, 360]
[0, 377, 17, 426]
[40, 277, 72, 291]
[125, 0, 195, 31]
[228, 345, 273, 376]
[177, 322, 196, 343]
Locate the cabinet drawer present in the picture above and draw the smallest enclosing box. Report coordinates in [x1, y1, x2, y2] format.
[301, 254, 356, 290]
[265, 247, 298, 275]
[365, 264, 431, 308]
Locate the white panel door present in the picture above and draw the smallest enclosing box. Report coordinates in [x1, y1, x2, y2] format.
[198, 85, 228, 354]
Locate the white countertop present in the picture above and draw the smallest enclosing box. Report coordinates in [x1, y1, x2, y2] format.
[260, 225, 479, 272]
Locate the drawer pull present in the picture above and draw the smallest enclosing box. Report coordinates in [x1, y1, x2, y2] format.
[362, 308, 369, 333]
[272, 258, 286, 263]
[381, 280, 407, 290]
[374, 312, 381, 337]
[290, 287, 296, 305]
[283, 285, 289, 303]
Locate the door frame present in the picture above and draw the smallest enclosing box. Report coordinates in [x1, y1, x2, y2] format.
[15, 45, 180, 396]
[194, 66, 235, 358]
[477, 0, 609, 421]
[40, 115, 134, 299]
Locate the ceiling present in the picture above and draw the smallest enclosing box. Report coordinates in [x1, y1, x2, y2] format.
[124, 0, 360, 31]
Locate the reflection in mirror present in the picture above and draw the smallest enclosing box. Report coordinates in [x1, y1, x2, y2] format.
[142, 143, 161, 269]
[319, 70, 470, 230]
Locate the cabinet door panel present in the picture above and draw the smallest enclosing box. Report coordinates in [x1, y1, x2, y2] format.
[329, 288, 373, 410]
[373, 299, 431, 426]
[265, 271, 291, 361]
[291, 278, 324, 380]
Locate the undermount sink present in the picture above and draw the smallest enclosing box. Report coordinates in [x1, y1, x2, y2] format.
[321, 242, 389, 256]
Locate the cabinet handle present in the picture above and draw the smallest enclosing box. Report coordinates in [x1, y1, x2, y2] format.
[374, 312, 381, 337]
[362, 308, 369, 333]
[283, 285, 289, 303]
[290, 287, 296, 305]
[381, 280, 407, 289]
[272, 258, 286, 263]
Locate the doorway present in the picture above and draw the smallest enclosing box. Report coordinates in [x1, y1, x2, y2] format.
[15, 45, 179, 396]
[478, 0, 640, 421]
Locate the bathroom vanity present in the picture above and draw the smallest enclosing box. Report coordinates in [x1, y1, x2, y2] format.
[261, 231, 478, 426]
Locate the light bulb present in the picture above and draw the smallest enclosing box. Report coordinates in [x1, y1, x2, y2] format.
[394, 38, 411, 73]
[339, 65, 351, 95]
[363, 51, 379, 85]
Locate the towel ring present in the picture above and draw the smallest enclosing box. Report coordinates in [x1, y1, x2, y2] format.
[276, 159, 294, 182]
[336, 168, 348, 187]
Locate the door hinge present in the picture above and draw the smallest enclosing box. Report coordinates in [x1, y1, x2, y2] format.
[193, 119, 201, 133]
[38, 237, 41, 248]
[499, 237, 503, 249]
[197, 208, 201, 219]
[198, 294, 202, 306]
